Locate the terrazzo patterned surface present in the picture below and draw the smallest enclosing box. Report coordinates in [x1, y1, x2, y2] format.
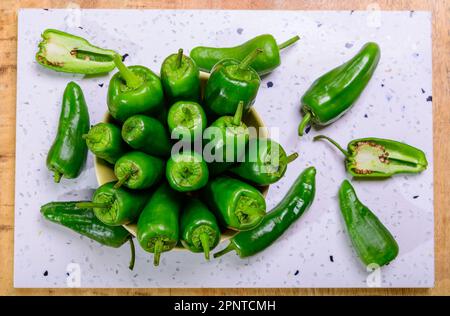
[15, 9, 433, 288]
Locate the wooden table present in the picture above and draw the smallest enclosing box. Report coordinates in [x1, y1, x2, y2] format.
[0, 0, 448, 296]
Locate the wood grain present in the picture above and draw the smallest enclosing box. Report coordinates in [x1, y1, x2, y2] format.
[0, 0, 448, 296]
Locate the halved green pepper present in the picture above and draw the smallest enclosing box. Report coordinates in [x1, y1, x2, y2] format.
[339, 180, 399, 267]
[84, 122, 128, 164]
[36, 29, 117, 74]
[298, 42, 380, 136]
[313, 135, 428, 178]
[204, 49, 262, 117]
[180, 198, 221, 260]
[107, 55, 164, 122]
[202, 176, 266, 231]
[190, 34, 300, 75]
[46, 81, 90, 183]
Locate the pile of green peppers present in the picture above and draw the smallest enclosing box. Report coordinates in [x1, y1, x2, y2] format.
[38, 29, 429, 272]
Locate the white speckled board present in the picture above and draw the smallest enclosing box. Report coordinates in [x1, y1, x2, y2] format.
[15, 9, 433, 288]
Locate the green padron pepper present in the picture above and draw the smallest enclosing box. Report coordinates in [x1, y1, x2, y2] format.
[298, 42, 380, 136]
[46, 81, 90, 183]
[84, 122, 128, 164]
[313, 135, 428, 178]
[166, 151, 209, 192]
[339, 180, 399, 267]
[36, 29, 117, 74]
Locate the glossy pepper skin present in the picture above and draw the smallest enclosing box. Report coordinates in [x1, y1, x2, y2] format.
[167, 101, 207, 141]
[46, 82, 90, 183]
[160, 48, 201, 103]
[180, 198, 221, 260]
[313, 135, 428, 178]
[230, 138, 298, 185]
[339, 180, 399, 267]
[107, 55, 164, 122]
[84, 122, 128, 164]
[122, 115, 171, 157]
[202, 176, 266, 231]
[137, 183, 181, 266]
[76, 181, 149, 226]
[36, 29, 117, 74]
[114, 151, 164, 190]
[166, 151, 209, 192]
[190, 34, 300, 75]
[41, 200, 136, 270]
[298, 42, 380, 136]
[214, 167, 316, 258]
[204, 101, 249, 175]
[204, 49, 262, 117]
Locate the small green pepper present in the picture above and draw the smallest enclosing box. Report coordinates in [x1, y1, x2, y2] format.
[180, 198, 221, 260]
[202, 176, 266, 231]
[313, 135, 428, 178]
[83, 122, 128, 164]
[204, 101, 249, 175]
[204, 49, 262, 117]
[160, 48, 201, 103]
[122, 115, 171, 157]
[114, 151, 164, 190]
[166, 151, 209, 192]
[107, 54, 164, 122]
[47, 81, 90, 183]
[76, 181, 149, 226]
[298, 42, 380, 136]
[41, 201, 136, 270]
[230, 138, 298, 186]
[339, 180, 399, 267]
[36, 29, 117, 74]
[214, 166, 316, 259]
[137, 183, 181, 266]
[167, 101, 207, 141]
[190, 34, 300, 75]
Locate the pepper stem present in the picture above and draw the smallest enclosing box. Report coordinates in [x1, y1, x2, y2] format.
[286, 152, 299, 164]
[176, 48, 183, 68]
[199, 233, 211, 260]
[233, 101, 244, 126]
[313, 135, 350, 157]
[113, 54, 142, 89]
[128, 237, 135, 270]
[113, 172, 131, 189]
[239, 48, 263, 70]
[53, 171, 62, 183]
[298, 112, 311, 136]
[213, 242, 236, 258]
[75, 202, 110, 209]
[82, 134, 89, 140]
[153, 239, 164, 266]
[278, 35, 300, 50]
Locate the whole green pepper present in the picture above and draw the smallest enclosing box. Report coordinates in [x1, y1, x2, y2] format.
[214, 166, 316, 258]
[46, 81, 90, 183]
[313, 135, 428, 178]
[122, 115, 171, 157]
[204, 101, 249, 175]
[41, 201, 136, 270]
[339, 180, 399, 267]
[107, 54, 164, 122]
[166, 151, 209, 192]
[83, 122, 128, 164]
[114, 151, 164, 190]
[36, 29, 117, 75]
[230, 138, 298, 185]
[167, 101, 207, 141]
[204, 49, 262, 117]
[76, 181, 149, 226]
[202, 176, 266, 231]
[160, 48, 201, 103]
[298, 42, 380, 136]
[137, 183, 181, 266]
[190, 34, 300, 75]
[180, 198, 221, 260]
